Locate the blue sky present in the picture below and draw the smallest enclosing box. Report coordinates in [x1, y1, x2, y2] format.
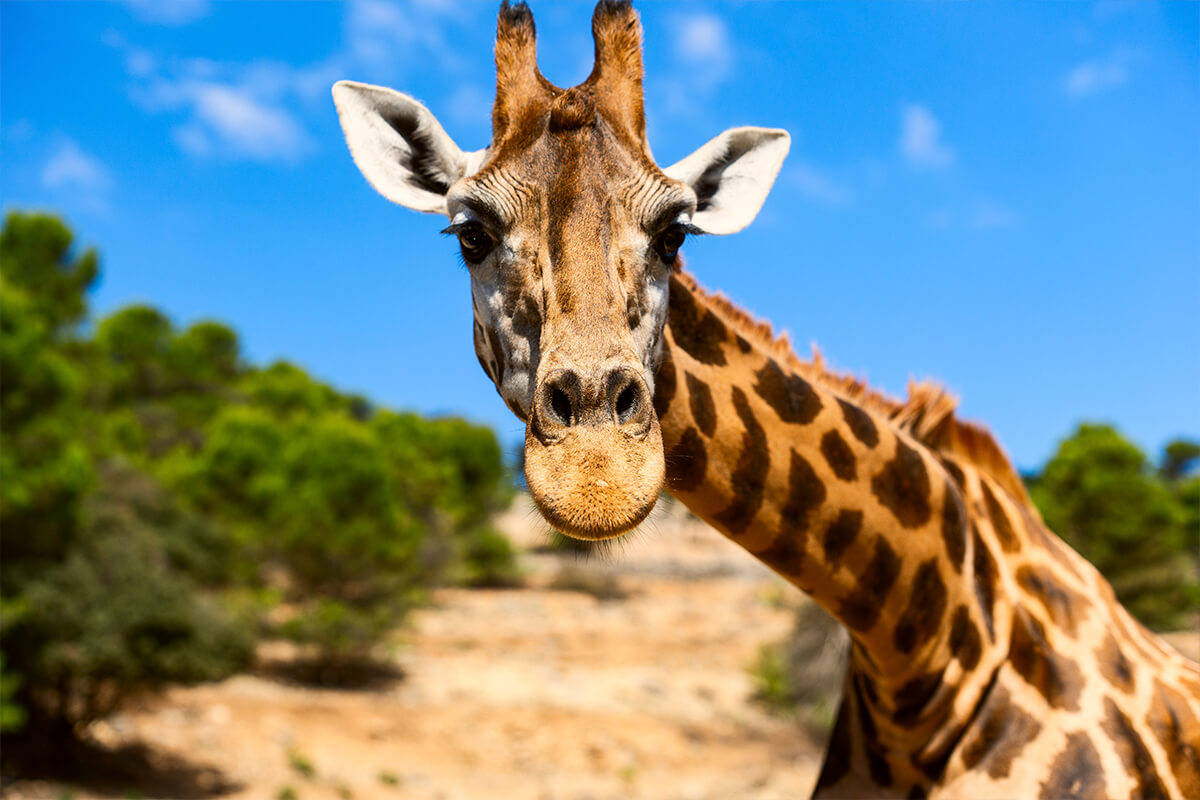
[3, 0, 1197, 470]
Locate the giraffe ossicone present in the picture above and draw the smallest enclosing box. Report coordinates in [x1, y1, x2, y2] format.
[335, 2, 1199, 797]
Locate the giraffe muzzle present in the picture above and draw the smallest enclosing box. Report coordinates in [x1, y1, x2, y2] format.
[524, 365, 664, 540]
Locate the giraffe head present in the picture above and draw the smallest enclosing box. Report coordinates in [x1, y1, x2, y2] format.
[333, 1, 788, 538]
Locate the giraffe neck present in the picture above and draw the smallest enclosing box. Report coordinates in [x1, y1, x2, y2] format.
[655, 271, 999, 681]
[653, 270, 1200, 796]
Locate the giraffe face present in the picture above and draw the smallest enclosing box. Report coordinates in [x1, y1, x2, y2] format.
[334, 0, 789, 538]
[444, 111, 691, 538]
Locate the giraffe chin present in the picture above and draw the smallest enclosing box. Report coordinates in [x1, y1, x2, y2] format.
[524, 423, 665, 541]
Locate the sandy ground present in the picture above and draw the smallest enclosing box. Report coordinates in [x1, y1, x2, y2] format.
[8, 497, 1197, 800]
[7, 499, 827, 800]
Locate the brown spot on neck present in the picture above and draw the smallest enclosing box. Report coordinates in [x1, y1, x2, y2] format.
[871, 438, 933, 528]
[753, 358, 823, 425]
[711, 387, 769, 534]
[1010, 607, 1083, 711]
[665, 426, 706, 493]
[981, 479, 1020, 553]
[892, 559, 948, 655]
[1147, 679, 1200, 796]
[838, 537, 902, 633]
[960, 684, 1042, 779]
[684, 371, 716, 437]
[1102, 697, 1170, 800]
[1038, 732, 1106, 800]
[820, 428, 857, 481]
[941, 481, 967, 572]
[652, 342, 676, 419]
[972, 524, 998, 640]
[1016, 564, 1089, 638]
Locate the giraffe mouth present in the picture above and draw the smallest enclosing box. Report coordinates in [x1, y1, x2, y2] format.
[523, 423, 665, 541]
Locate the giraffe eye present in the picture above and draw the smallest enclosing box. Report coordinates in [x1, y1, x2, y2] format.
[655, 225, 687, 261]
[456, 223, 495, 264]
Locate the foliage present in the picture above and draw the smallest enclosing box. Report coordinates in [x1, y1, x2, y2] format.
[1027, 424, 1199, 630]
[1, 212, 518, 743]
[749, 601, 848, 736]
[0, 653, 26, 734]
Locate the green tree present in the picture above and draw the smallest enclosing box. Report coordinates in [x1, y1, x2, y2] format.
[1161, 438, 1200, 483]
[0, 212, 97, 332]
[1029, 424, 1199, 630]
[1, 213, 252, 743]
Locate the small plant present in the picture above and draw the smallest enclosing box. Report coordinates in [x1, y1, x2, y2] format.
[748, 601, 849, 737]
[287, 749, 316, 780]
[749, 643, 794, 714]
[377, 770, 401, 787]
[276, 787, 297, 800]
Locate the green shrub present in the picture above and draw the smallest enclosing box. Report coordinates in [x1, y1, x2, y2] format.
[456, 526, 523, 588]
[3, 463, 253, 736]
[1028, 425, 1199, 630]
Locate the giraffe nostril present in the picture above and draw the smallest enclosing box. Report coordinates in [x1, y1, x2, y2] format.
[614, 383, 637, 423]
[550, 386, 573, 426]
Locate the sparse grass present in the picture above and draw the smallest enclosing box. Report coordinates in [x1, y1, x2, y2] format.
[748, 601, 849, 737]
[546, 564, 627, 601]
[335, 782, 354, 799]
[748, 643, 794, 714]
[618, 763, 639, 785]
[377, 770, 402, 787]
[276, 786, 297, 800]
[286, 749, 316, 780]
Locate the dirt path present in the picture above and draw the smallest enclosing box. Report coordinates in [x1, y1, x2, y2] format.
[10, 500, 827, 800]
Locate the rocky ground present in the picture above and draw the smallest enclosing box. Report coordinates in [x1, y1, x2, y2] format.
[6, 499, 828, 800]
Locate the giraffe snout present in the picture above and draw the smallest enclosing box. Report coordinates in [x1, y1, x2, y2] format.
[531, 366, 654, 442]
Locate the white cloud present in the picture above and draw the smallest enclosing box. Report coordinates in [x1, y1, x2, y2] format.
[345, 0, 461, 74]
[42, 138, 113, 214]
[178, 83, 313, 161]
[900, 104, 955, 169]
[791, 161, 854, 207]
[109, 0, 471, 163]
[1064, 49, 1133, 96]
[121, 0, 209, 26]
[672, 13, 732, 89]
[43, 138, 111, 191]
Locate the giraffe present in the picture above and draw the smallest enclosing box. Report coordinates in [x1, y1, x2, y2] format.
[332, 2, 1200, 797]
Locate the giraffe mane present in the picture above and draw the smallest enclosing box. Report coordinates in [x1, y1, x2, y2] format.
[673, 269, 1034, 506]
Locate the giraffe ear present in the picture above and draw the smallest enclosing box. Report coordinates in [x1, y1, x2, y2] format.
[333, 80, 485, 215]
[663, 127, 790, 235]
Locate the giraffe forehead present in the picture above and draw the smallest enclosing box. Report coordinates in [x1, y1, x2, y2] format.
[460, 123, 689, 235]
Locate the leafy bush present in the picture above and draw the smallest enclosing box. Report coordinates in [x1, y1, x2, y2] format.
[455, 526, 523, 588]
[1028, 424, 1199, 630]
[2, 462, 253, 736]
[1, 211, 519, 738]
